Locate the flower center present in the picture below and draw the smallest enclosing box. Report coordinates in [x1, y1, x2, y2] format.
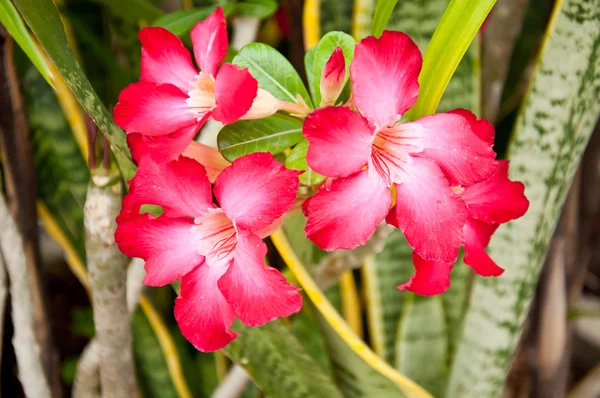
[193, 208, 237, 267]
[369, 123, 426, 184]
[186, 72, 216, 119]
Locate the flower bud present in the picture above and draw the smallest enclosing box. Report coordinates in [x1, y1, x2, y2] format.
[320, 47, 346, 106]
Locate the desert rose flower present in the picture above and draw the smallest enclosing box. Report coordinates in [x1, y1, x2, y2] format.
[399, 160, 529, 295]
[116, 135, 302, 351]
[114, 7, 258, 163]
[302, 31, 498, 266]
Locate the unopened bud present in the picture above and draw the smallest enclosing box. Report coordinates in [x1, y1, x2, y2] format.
[320, 47, 346, 106]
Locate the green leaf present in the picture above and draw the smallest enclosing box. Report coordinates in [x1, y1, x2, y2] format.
[13, 0, 136, 181]
[153, 5, 233, 36]
[310, 31, 355, 106]
[0, 0, 53, 87]
[362, 231, 413, 365]
[448, 1, 600, 396]
[406, 0, 494, 119]
[217, 114, 303, 162]
[285, 139, 326, 186]
[223, 320, 343, 398]
[234, 0, 278, 18]
[395, 295, 447, 398]
[89, 0, 163, 24]
[131, 309, 179, 398]
[291, 304, 333, 374]
[232, 43, 313, 107]
[304, 46, 317, 101]
[370, 0, 398, 37]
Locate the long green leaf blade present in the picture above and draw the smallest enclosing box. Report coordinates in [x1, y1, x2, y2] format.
[406, 0, 494, 119]
[0, 0, 53, 87]
[448, 0, 600, 396]
[13, 0, 135, 180]
[370, 0, 398, 37]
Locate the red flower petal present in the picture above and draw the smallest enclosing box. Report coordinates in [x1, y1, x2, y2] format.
[124, 137, 215, 218]
[139, 27, 198, 92]
[304, 169, 391, 251]
[460, 160, 529, 224]
[398, 252, 452, 296]
[214, 152, 300, 232]
[463, 219, 504, 276]
[448, 109, 495, 146]
[115, 214, 201, 286]
[388, 157, 467, 262]
[190, 7, 228, 77]
[174, 264, 238, 352]
[114, 82, 197, 136]
[211, 63, 258, 124]
[409, 112, 499, 186]
[218, 230, 302, 326]
[350, 31, 422, 128]
[303, 106, 373, 178]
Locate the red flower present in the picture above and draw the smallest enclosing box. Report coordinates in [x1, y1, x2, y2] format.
[399, 160, 530, 295]
[114, 7, 259, 163]
[302, 31, 498, 266]
[116, 136, 302, 351]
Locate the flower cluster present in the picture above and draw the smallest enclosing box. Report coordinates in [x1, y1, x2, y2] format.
[113, 8, 529, 351]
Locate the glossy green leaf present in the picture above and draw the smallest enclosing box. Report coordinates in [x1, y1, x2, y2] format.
[285, 139, 326, 186]
[234, 0, 278, 18]
[395, 295, 447, 398]
[406, 0, 494, 119]
[304, 45, 317, 98]
[370, 0, 398, 37]
[223, 320, 343, 398]
[362, 231, 413, 365]
[310, 31, 355, 106]
[0, 0, 53, 87]
[152, 5, 233, 36]
[217, 114, 303, 161]
[232, 43, 313, 106]
[448, 0, 600, 396]
[90, 0, 163, 24]
[13, 0, 136, 181]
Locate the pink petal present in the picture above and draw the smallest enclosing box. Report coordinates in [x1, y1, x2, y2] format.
[304, 169, 391, 251]
[214, 152, 300, 232]
[114, 82, 197, 136]
[139, 27, 198, 92]
[448, 109, 495, 146]
[303, 106, 373, 178]
[460, 160, 529, 224]
[127, 121, 205, 164]
[350, 31, 422, 128]
[211, 63, 258, 124]
[320, 46, 346, 106]
[124, 136, 215, 218]
[409, 112, 499, 186]
[115, 214, 201, 286]
[398, 252, 452, 296]
[174, 264, 238, 352]
[190, 7, 227, 77]
[463, 219, 504, 277]
[388, 157, 467, 262]
[182, 141, 231, 183]
[218, 230, 302, 326]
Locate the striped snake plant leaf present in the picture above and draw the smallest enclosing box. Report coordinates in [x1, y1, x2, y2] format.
[395, 294, 448, 398]
[447, 0, 600, 396]
[12, 0, 136, 180]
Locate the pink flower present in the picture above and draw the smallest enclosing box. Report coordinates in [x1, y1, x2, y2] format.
[399, 160, 530, 295]
[114, 7, 258, 163]
[302, 31, 498, 265]
[116, 135, 302, 351]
